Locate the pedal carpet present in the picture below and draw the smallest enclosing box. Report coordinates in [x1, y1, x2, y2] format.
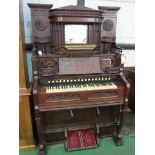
[67, 128, 97, 151]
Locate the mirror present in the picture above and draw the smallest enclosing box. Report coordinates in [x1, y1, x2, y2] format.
[65, 25, 87, 44]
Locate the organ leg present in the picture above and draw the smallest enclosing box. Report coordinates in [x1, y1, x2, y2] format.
[112, 105, 123, 146]
[35, 113, 46, 155]
[112, 74, 130, 145]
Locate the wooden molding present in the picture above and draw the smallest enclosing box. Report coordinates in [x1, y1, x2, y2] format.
[19, 88, 31, 96]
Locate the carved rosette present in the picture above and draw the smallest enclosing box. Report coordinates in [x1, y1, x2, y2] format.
[39, 58, 59, 76]
[102, 19, 114, 31]
[35, 18, 49, 31]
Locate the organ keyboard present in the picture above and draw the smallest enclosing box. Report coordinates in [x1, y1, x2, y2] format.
[46, 82, 117, 93]
[45, 76, 117, 93]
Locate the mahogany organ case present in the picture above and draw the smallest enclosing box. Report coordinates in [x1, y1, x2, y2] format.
[28, 3, 130, 155]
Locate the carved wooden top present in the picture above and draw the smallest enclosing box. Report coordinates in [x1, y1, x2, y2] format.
[98, 6, 120, 17]
[51, 5, 99, 11]
[49, 5, 102, 20]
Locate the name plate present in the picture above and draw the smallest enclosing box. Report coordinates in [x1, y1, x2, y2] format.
[59, 57, 101, 75]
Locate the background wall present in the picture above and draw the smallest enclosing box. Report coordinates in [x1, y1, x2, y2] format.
[22, 0, 135, 83]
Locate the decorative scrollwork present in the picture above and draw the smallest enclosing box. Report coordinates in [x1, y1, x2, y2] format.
[41, 60, 57, 69]
[39, 58, 59, 76]
[49, 10, 101, 18]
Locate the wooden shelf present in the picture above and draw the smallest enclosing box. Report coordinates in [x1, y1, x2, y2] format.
[44, 122, 115, 134]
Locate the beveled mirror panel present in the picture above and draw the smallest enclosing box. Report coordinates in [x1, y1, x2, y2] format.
[65, 25, 87, 44]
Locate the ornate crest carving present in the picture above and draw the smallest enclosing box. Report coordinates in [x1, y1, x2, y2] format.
[39, 58, 59, 76]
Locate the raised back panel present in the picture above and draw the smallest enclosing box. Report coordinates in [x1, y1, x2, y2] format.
[98, 6, 120, 43]
[59, 57, 101, 75]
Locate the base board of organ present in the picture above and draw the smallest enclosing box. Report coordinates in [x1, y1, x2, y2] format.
[29, 3, 130, 155]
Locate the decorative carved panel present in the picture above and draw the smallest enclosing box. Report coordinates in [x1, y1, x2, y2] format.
[49, 5, 102, 18]
[46, 94, 80, 102]
[88, 91, 117, 99]
[39, 58, 59, 76]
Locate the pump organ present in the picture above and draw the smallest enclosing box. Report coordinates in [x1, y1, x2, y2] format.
[28, 3, 130, 155]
